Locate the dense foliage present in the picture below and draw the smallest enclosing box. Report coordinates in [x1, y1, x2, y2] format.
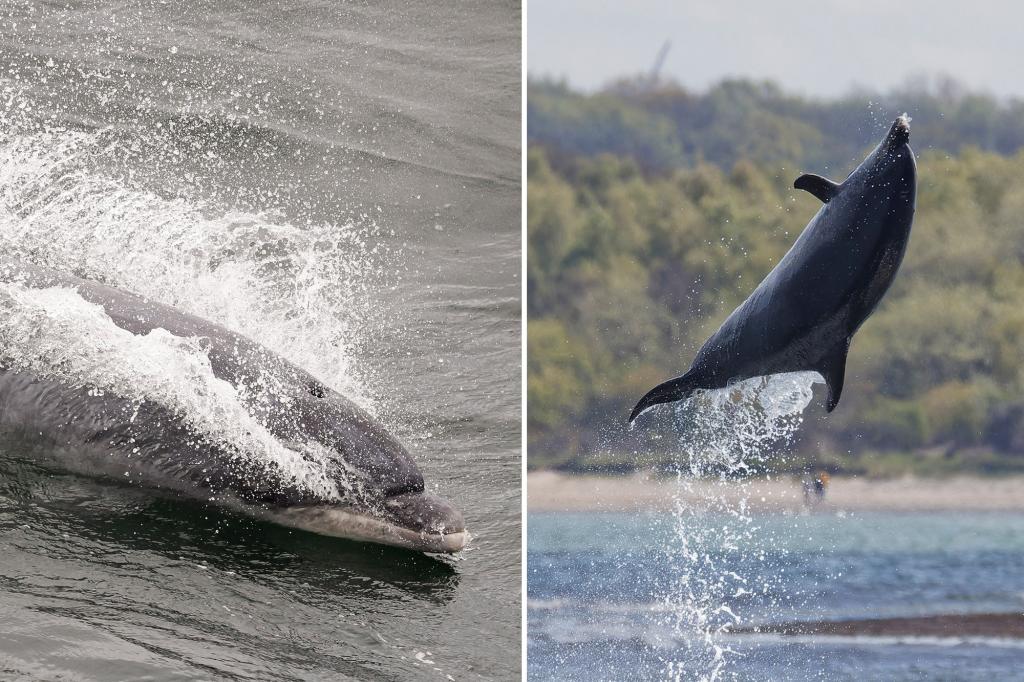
[527, 83, 1024, 474]
[529, 77, 1024, 174]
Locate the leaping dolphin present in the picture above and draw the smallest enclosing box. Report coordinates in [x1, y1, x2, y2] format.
[0, 258, 467, 553]
[630, 116, 917, 423]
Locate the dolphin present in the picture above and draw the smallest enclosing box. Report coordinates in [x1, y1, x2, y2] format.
[0, 258, 467, 553]
[630, 116, 917, 423]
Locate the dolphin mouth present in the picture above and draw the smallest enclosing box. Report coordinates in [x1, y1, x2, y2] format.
[382, 491, 466, 537]
[253, 492, 468, 554]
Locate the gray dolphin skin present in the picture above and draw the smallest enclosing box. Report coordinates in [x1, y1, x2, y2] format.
[630, 116, 917, 423]
[0, 258, 467, 553]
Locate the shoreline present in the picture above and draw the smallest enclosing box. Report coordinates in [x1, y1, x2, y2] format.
[528, 471, 1024, 513]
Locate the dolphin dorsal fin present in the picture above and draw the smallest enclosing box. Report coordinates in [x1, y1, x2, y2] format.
[818, 340, 850, 412]
[794, 173, 841, 203]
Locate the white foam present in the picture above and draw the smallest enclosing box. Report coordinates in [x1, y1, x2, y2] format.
[0, 277, 345, 500]
[0, 125, 384, 410]
[0, 120, 390, 501]
[675, 371, 821, 477]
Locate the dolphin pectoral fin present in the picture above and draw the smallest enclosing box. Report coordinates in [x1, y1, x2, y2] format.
[818, 341, 850, 412]
[629, 372, 701, 424]
[794, 174, 840, 203]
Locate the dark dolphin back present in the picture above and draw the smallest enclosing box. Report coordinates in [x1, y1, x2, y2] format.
[0, 258, 424, 502]
[0, 369, 321, 503]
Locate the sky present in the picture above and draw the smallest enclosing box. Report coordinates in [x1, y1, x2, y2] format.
[528, 1, 1023, 99]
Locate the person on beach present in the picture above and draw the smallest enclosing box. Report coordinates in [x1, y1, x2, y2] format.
[814, 471, 830, 500]
[803, 470, 830, 506]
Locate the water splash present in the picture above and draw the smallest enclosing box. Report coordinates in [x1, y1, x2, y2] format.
[0, 124, 388, 409]
[0, 283, 348, 500]
[676, 372, 820, 479]
[0, 110, 394, 502]
[657, 372, 822, 681]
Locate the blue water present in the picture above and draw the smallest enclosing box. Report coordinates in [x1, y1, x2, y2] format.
[528, 511, 1024, 681]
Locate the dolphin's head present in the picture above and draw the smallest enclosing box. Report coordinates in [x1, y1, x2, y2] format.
[380, 490, 467, 550]
[263, 387, 468, 553]
[857, 115, 917, 192]
[839, 115, 917, 229]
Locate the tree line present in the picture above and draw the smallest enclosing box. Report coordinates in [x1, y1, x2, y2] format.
[529, 76, 1024, 175]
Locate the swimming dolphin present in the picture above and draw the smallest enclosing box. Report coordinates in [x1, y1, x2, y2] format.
[0, 258, 467, 553]
[630, 116, 917, 423]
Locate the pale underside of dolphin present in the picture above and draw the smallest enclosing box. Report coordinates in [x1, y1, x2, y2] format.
[631, 116, 917, 423]
[0, 258, 467, 553]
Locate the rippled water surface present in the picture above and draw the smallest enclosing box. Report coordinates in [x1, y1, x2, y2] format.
[0, 1, 520, 679]
[529, 511, 1024, 681]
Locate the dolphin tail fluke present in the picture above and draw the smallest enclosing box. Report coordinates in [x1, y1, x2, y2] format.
[629, 372, 702, 424]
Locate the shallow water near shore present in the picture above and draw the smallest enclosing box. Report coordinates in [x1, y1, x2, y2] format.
[0, 1, 520, 679]
[528, 511, 1024, 681]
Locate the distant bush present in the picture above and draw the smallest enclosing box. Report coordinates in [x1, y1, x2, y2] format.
[862, 399, 931, 450]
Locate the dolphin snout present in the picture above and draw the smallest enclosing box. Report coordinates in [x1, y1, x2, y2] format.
[886, 114, 911, 149]
[384, 491, 466, 536]
[256, 493, 468, 553]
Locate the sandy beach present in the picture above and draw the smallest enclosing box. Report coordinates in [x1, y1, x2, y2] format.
[528, 471, 1024, 513]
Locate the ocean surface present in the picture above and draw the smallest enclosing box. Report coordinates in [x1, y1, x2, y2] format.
[0, 1, 521, 680]
[529, 511, 1024, 681]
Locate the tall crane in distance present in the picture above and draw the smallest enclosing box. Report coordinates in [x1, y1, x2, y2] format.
[648, 40, 671, 88]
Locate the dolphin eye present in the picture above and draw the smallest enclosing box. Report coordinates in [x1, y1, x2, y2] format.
[308, 382, 326, 399]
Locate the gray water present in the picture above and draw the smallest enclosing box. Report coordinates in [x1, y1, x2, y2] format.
[0, 1, 521, 679]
